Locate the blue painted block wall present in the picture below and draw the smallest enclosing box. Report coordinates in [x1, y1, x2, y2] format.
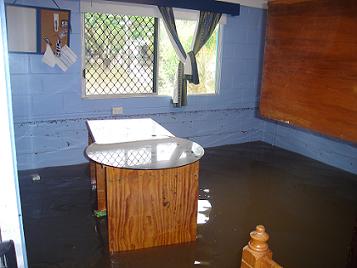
[261, 120, 357, 175]
[7, 0, 357, 175]
[8, 0, 266, 170]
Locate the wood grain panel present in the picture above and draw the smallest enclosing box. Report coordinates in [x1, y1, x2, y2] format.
[88, 134, 106, 211]
[260, 0, 357, 143]
[88, 134, 96, 185]
[106, 162, 199, 252]
[95, 163, 107, 211]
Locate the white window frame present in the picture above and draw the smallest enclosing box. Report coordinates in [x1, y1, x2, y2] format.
[80, 0, 225, 99]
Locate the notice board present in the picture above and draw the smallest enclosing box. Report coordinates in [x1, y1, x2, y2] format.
[260, 0, 357, 143]
[40, 8, 70, 54]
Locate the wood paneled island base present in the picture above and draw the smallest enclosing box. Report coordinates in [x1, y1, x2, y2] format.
[85, 119, 204, 253]
[106, 162, 199, 253]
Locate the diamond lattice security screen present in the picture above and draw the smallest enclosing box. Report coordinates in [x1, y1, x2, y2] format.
[83, 13, 158, 96]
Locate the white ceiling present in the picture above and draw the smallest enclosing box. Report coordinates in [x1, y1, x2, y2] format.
[217, 0, 268, 9]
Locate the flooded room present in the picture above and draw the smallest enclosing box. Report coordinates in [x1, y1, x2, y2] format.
[0, 0, 356, 267]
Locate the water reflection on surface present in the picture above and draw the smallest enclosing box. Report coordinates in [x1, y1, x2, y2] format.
[194, 260, 211, 266]
[197, 200, 212, 225]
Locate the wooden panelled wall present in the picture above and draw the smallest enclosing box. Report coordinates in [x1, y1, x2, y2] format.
[260, 0, 357, 143]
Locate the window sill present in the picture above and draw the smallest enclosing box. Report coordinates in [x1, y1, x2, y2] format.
[188, 93, 217, 97]
[82, 92, 218, 100]
[81, 92, 159, 100]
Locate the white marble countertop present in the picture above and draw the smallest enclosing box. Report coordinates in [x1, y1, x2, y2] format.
[86, 137, 204, 170]
[87, 118, 174, 144]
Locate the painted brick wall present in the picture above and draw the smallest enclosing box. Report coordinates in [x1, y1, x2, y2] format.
[261, 120, 357, 175]
[8, 0, 266, 170]
[8, 1, 356, 175]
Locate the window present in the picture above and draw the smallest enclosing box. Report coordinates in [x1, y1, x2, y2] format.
[83, 13, 158, 96]
[82, 10, 221, 98]
[158, 20, 219, 96]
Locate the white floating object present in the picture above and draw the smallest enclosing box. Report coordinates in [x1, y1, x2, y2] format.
[31, 174, 41, 181]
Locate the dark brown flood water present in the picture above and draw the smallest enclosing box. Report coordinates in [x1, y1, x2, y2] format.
[19, 142, 357, 268]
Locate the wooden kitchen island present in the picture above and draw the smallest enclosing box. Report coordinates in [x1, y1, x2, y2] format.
[86, 119, 204, 253]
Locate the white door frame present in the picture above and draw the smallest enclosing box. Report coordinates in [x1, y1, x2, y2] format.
[0, 0, 28, 267]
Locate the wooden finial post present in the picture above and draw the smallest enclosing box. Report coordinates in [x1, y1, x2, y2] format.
[248, 225, 270, 253]
[241, 225, 283, 268]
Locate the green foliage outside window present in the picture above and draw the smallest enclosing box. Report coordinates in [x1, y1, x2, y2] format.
[158, 20, 218, 96]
